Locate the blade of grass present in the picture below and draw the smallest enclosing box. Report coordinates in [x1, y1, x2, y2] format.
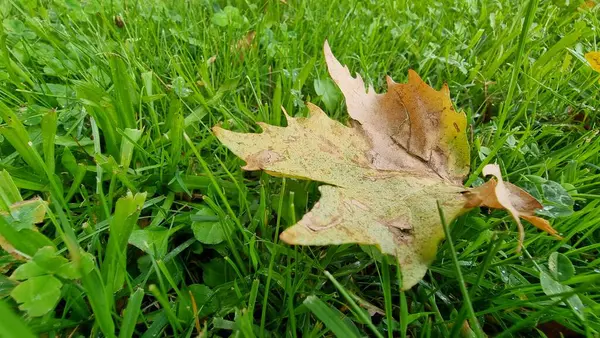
[0, 102, 46, 175]
[248, 278, 260, 315]
[141, 71, 161, 138]
[0, 169, 22, 210]
[324, 271, 384, 338]
[101, 192, 147, 293]
[108, 55, 136, 129]
[394, 258, 410, 338]
[149, 284, 183, 334]
[119, 128, 143, 169]
[449, 234, 505, 338]
[495, 0, 539, 140]
[436, 201, 485, 338]
[183, 132, 248, 274]
[400, 289, 409, 338]
[118, 288, 145, 338]
[81, 267, 116, 337]
[0, 299, 36, 338]
[44, 204, 116, 338]
[90, 117, 111, 220]
[168, 111, 183, 176]
[303, 295, 361, 338]
[381, 256, 394, 338]
[41, 109, 57, 174]
[76, 82, 121, 158]
[141, 311, 168, 338]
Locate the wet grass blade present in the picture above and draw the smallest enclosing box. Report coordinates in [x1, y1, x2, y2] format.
[324, 271, 384, 338]
[101, 192, 146, 293]
[119, 128, 143, 169]
[0, 102, 46, 175]
[119, 288, 145, 338]
[108, 55, 137, 129]
[149, 284, 183, 334]
[437, 201, 485, 338]
[0, 169, 22, 210]
[380, 256, 394, 338]
[303, 295, 361, 338]
[0, 299, 36, 338]
[41, 109, 57, 174]
[80, 266, 116, 337]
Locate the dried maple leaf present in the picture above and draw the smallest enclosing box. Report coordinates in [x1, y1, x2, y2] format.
[213, 41, 560, 289]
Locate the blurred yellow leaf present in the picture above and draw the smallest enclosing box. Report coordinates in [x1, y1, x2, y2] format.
[585, 51, 600, 72]
[579, 0, 596, 9]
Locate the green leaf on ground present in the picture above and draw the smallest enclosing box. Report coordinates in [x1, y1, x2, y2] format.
[192, 206, 227, 245]
[129, 226, 170, 258]
[10, 275, 62, 317]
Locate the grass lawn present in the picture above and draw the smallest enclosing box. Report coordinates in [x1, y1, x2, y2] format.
[1, 0, 599, 336]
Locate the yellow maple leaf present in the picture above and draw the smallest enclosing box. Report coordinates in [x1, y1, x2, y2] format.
[214, 41, 559, 289]
[585, 51, 600, 73]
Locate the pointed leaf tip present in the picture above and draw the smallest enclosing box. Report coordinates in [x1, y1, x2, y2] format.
[385, 75, 396, 87]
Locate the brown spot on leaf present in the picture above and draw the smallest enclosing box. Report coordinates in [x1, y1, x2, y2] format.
[304, 214, 342, 231]
[242, 150, 283, 170]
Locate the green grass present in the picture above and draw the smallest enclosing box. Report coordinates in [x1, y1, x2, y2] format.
[0, 0, 599, 336]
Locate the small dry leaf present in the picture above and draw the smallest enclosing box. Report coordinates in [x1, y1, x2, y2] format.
[234, 31, 256, 62]
[467, 164, 562, 251]
[236, 31, 256, 50]
[585, 51, 600, 73]
[214, 41, 559, 289]
[114, 15, 125, 28]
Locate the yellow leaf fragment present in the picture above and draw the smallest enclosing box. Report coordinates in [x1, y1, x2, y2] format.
[214, 103, 372, 185]
[279, 176, 467, 289]
[214, 41, 557, 289]
[585, 51, 600, 72]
